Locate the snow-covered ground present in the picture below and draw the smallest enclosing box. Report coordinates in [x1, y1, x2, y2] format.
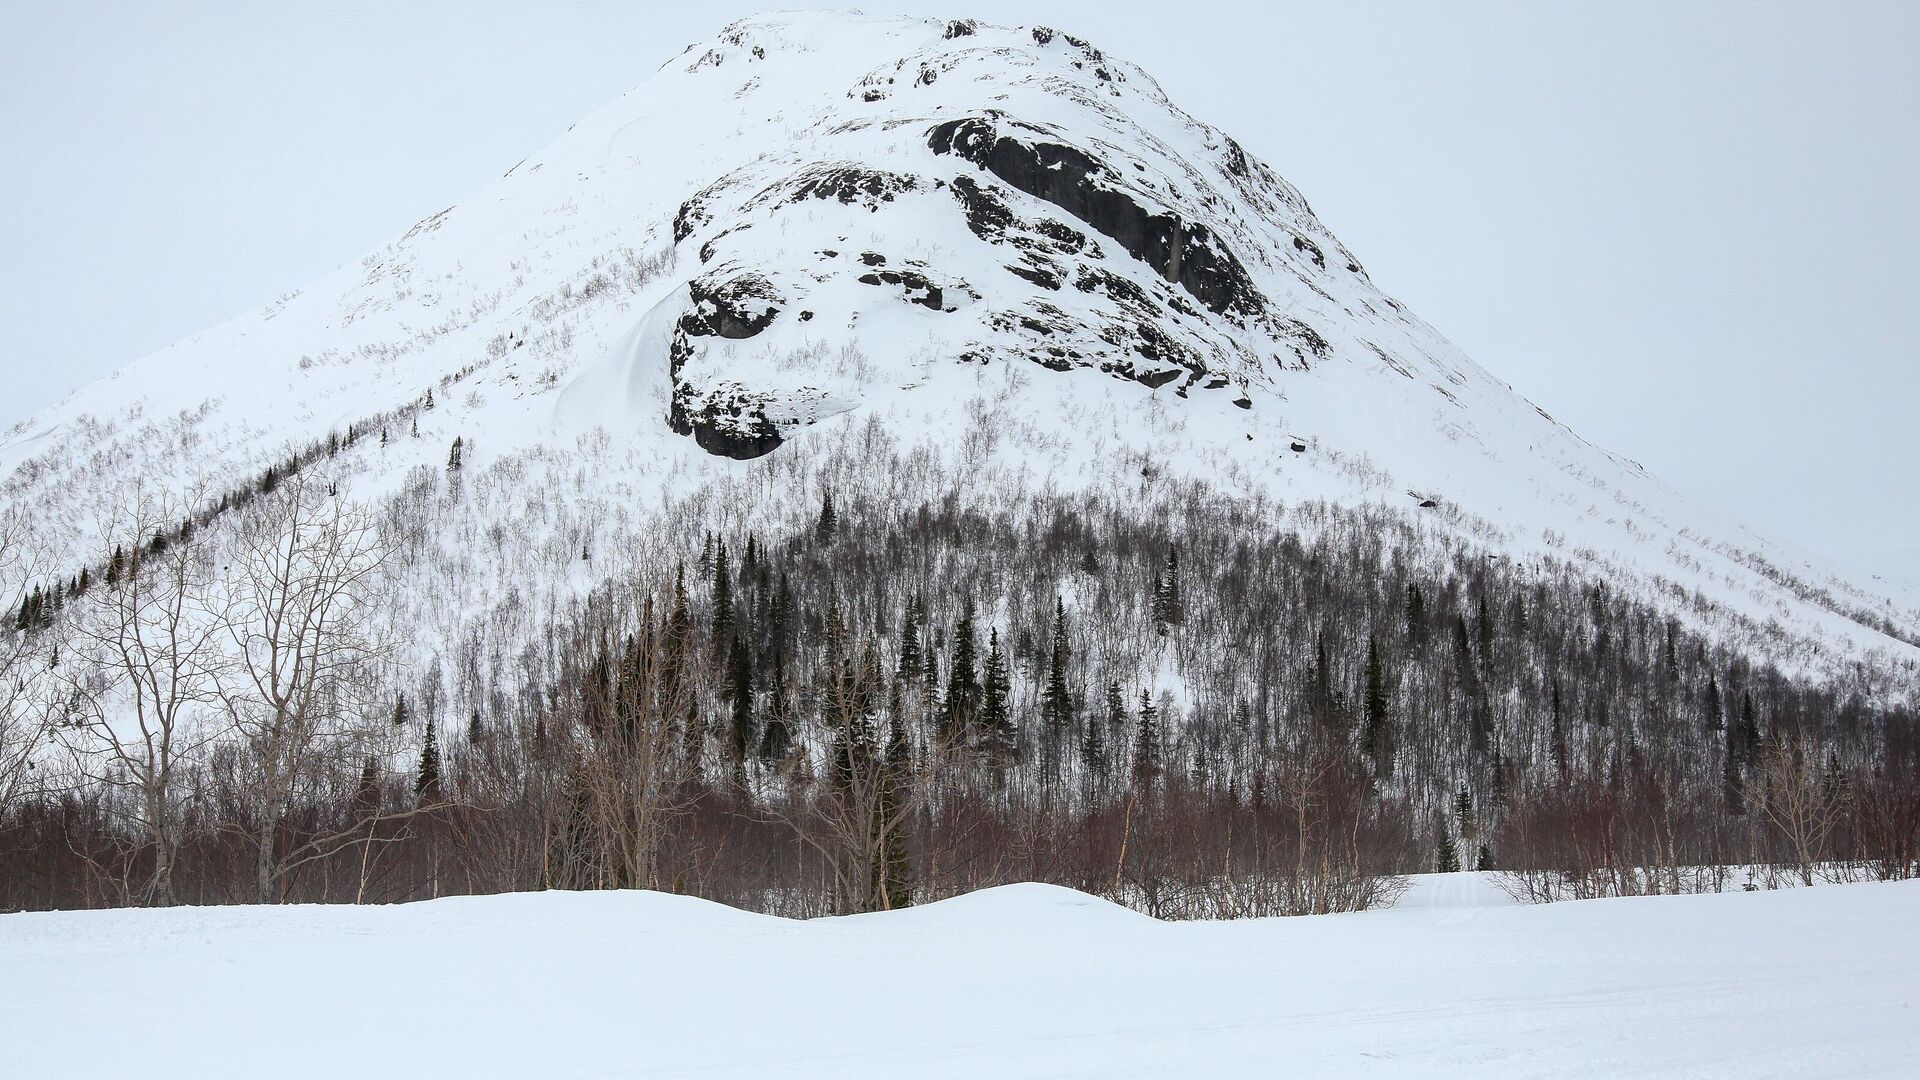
[3, 876, 1913, 1078]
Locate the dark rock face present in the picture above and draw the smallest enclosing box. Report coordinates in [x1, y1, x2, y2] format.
[763, 164, 919, 211]
[668, 274, 787, 459]
[673, 389, 785, 460]
[678, 274, 781, 344]
[857, 268, 944, 310]
[930, 115, 1264, 321]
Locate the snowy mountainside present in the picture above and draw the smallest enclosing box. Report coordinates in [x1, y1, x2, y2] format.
[1, 11, 1915, 684]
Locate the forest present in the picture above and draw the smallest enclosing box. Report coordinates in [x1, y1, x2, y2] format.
[3, 428, 1917, 920]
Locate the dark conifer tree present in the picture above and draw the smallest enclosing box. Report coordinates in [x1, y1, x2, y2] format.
[1361, 636, 1390, 771]
[1436, 828, 1461, 873]
[1040, 597, 1072, 780]
[759, 656, 793, 761]
[879, 707, 915, 909]
[712, 539, 734, 645]
[896, 609, 923, 681]
[1131, 690, 1161, 789]
[815, 488, 838, 542]
[726, 633, 754, 762]
[979, 628, 1015, 760]
[939, 600, 982, 748]
[416, 721, 443, 802]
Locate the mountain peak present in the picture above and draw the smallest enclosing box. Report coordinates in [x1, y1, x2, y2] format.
[2, 11, 1915, 682]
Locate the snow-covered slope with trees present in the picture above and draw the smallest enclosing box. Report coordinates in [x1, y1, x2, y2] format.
[4, 877, 1916, 1078]
[1, 11, 1913, 684]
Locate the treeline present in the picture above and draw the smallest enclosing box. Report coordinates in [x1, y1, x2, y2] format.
[2, 472, 1917, 916]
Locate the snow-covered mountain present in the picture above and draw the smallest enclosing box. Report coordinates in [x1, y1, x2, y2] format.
[3, 11, 1915, 686]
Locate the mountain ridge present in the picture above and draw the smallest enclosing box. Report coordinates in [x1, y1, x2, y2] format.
[1, 10, 1914, 687]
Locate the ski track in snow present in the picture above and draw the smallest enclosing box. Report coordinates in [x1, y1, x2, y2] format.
[2, 877, 1914, 1078]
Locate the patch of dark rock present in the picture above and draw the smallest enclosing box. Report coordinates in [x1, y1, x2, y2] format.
[857, 268, 943, 310]
[669, 392, 784, 460]
[1279, 318, 1330, 360]
[1031, 26, 1055, 45]
[929, 115, 1263, 319]
[779, 165, 918, 211]
[949, 175, 1018, 241]
[944, 19, 977, 39]
[1007, 261, 1063, 290]
[1031, 218, 1088, 253]
[680, 273, 782, 341]
[1292, 236, 1326, 269]
[1290, 441, 1308, 453]
[1223, 137, 1250, 178]
[1233, 397, 1252, 410]
[860, 251, 887, 266]
[674, 192, 716, 243]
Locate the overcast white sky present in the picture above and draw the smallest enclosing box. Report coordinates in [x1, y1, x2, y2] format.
[2, 1, 1915, 567]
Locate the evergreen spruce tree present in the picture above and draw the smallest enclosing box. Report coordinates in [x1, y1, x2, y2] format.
[416, 721, 443, 802]
[1131, 690, 1161, 789]
[1475, 843, 1494, 872]
[1704, 673, 1724, 731]
[392, 693, 411, 728]
[939, 600, 982, 748]
[879, 708, 915, 908]
[979, 628, 1015, 760]
[447, 436, 464, 471]
[1081, 698, 1106, 783]
[896, 608, 923, 681]
[466, 710, 483, 746]
[1040, 597, 1072, 779]
[1436, 829, 1461, 873]
[712, 539, 734, 645]
[727, 633, 754, 762]
[1453, 786, 1477, 840]
[758, 657, 793, 761]
[1360, 636, 1390, 771]
[1404, 583, 1426, 647]
[815, 488, 838, 542]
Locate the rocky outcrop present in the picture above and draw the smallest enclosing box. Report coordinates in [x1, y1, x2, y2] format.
[929, 115, 1264, 320]
[668, 274, 787, 459]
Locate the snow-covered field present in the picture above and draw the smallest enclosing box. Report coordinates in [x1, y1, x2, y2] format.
[3, 876, 1913, 1078]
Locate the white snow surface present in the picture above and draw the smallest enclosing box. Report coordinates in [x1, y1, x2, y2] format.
[2, 876, 1915, 1077]
[1, 10, 1914, 685]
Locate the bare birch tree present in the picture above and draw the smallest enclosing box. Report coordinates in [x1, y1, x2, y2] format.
[58, 494, 223, 905]
[217, 476, 391, 903]
[0, 508, 56, 819]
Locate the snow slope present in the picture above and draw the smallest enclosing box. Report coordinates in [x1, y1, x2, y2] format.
[1, 11, 1913, 684]
[2, 877, 1914, 1078]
